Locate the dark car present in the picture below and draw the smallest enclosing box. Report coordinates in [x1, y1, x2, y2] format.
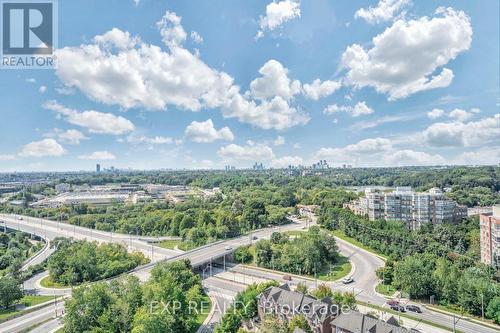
[283, 274, 292, 281]
[390, 305, 406, 312]
[386, 300, 400, 306]
[406, 305, 422, 313]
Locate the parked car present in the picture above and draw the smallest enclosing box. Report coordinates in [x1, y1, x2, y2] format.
[283, 275, 292, 281]
[342, 276, 354, 284]
[386, 300, 400, 306]
[390, 305, 406, 312]
[405, 305, 422, 313]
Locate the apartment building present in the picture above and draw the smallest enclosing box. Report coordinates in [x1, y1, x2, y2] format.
[480, 205, 500, 268]
[330, 311, 408, 333]
[347, 187, 467, 229]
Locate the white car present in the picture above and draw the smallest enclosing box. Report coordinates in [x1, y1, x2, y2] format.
[17, 216, 23, 220]
[342, 277, 354, 284]
[224, 246, 232, 251]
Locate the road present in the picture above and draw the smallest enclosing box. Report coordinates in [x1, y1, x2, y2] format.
[2, 213, 498, 333]
[0, 302, 64, 333]
[0, 213, 179, 260]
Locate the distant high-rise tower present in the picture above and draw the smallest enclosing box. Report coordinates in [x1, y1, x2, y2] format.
[96, 164, 101, 173]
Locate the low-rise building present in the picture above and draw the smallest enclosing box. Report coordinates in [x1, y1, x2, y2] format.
[480, 205, 500, 268]
[258, 284, 338, 333]
[330, 311, 408, 333]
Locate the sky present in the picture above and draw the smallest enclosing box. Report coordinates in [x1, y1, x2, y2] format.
[0, 0, 498, 172]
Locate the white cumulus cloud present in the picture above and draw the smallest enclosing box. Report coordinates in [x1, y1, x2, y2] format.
[302, 79, 341, 100]
[185, 119, 234, 143]
[43, 101, 135, 135]
[423, 114, 500, 147]
[355, 0, 411, 24]
[342, 7, 472, 100]
[249, 59, 301, 100]
[20, 139, 66, 158]
[257, 0, 301, 39]
[427, 108, 445, 119]
[323, 101, 374, 117]
[218, 143, 274, 161]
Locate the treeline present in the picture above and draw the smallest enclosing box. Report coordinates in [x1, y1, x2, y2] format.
[319, 206, 481, 260]
[380, 254, 500, 323]
[319, 204, 499, 321]
[0, 231, 42, 276]
[252, 227, 339, 275]
[63, 260, 207, 333]
[48, 238, 148, 285]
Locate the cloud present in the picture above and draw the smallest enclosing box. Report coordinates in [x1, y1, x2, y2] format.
[355, 0, 410, 24]
[43, 100, 135, 135]
[423, 114, 500, 147]
[448, 108, 473, 122]
[271, 155, 303, 168]
[341, 7, 472, 100]
[55, 27, 236, 112]
[217, 143, 274, 161]
[20, 139, 65, 157]
[184, 119, 234, 143]
[274, 135, 285, 146]
[222, 95, 309, 130]
[39, 85, 47, 94]
[126, 134, 174, 145]
[78, 151, 116, 160]
[427, 108, 445, 119]
[454, 147, 500, 166]
[323, 101, 374, 117]
[316, 137, 444, 166]
[351, 114, 414, 130]
[157, 11, 187, 48]
[54, 16, 309, 131]
[0, 154, 16, 161]
[257, 0, 301, 39]
[52, 129, 88, 145]
[302, 79, 341, 100]
[190, 31, 203, 44]
[26, 78, 36, 84]
[249, 59, 301, 100]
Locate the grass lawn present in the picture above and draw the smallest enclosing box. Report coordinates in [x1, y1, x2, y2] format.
[40, 276, 69, 289]
[375, 282, 397, 296]
[331, 230, 388, 260]
[190, 295, 212, 333]
[156, 239, 182, 250]
[0, 295, 54, 322]
[284, 230, 305, 237]
[317, 255, 352, 281]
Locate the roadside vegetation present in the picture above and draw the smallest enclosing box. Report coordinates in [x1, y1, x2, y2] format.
[62, 260, 208, 333]
[47, 238, 149, 286]
[0, 232, 43, 277]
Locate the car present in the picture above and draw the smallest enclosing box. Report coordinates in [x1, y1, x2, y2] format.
[342, 277, 354, 284]
[252, 236, 258, 240]
[390, 305, 406, 312]
[224, 246, 232, 251]
[17, 216, 23, 220]
[283, 275, 292, 281]
[405, 305, 422, 313]
[386, 300, 400, 306]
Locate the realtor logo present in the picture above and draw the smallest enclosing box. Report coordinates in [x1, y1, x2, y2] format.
[1, 0, 57, 69]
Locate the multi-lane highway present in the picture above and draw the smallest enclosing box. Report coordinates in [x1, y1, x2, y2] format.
[1, 213, 499, 333]
[0, 214, 179, 260]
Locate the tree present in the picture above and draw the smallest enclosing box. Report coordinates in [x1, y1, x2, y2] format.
[0, 277, 22, 309]
[392, 254, 435, 299]
[486, 296, 500, 324]
[234, 246, 253, 264]
[289, 315, 312, 333]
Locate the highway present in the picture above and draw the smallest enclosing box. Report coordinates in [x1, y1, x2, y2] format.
[1, 213, 499, 333]
[0, 214, 179, 260]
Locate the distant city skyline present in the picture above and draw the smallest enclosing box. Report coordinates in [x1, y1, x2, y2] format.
[0, 0, 498, 172]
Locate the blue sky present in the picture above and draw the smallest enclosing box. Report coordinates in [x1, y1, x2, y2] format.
[0, 0, 498, 171]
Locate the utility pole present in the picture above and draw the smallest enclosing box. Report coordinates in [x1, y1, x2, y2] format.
[481, 294, 484, 320]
